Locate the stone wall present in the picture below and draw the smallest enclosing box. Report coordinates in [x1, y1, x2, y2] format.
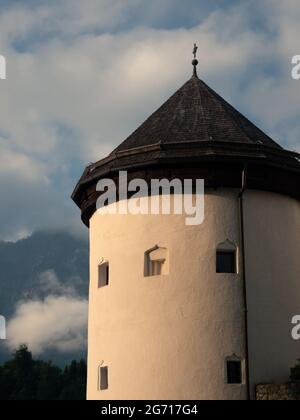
[256, 384, 299, 400]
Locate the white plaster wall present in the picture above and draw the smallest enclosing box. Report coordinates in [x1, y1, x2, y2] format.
[244, 191, 300, 396]
[87, 190, 247, 400]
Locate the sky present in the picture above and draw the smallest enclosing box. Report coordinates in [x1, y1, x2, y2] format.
[6, 270, 88, 355]
[0, 0, 300, 242]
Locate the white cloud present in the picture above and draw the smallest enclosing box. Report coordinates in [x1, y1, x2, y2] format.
[6, 269, 88, 355]
[39, 270, 77, 297]
[0, 140, 48, 183]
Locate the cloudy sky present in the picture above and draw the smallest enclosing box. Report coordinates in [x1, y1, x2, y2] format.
[0, 0, 300, 242]
[6, 270, 88, 354]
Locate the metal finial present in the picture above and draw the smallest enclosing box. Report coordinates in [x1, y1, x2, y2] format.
[193, 43, 198, 59]
[192, 43, 199, 77]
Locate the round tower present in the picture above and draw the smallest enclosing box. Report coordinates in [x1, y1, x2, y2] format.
[72, 57, 300, 400]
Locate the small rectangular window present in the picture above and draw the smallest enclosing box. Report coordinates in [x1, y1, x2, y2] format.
[98, 261, 109, 288]
[145, 246, 168, 277]
[227, 360, 242, 384]
[99, 366, 108, 390]
[217, 251, 236, 273]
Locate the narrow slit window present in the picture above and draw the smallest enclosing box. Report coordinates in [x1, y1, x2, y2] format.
[98, 261, 109, 288]
[99, 366, 108, 390]
[216, 250, 236, 273]
[226, 360, 242, 384]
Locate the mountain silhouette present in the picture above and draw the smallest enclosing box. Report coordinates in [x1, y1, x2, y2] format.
[0, 230, 89, 364]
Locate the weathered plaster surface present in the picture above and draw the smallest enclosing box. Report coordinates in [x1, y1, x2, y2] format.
[88, 191, 247, 400]
[244, 191, 300, 397]
[87, 190, 300, 400]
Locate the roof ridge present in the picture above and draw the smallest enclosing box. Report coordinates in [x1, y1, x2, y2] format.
[198, 79, 282, 149]
[110, 79, 192, 153]
[198, 79, 254, 145]
[193, 77, 211, 142]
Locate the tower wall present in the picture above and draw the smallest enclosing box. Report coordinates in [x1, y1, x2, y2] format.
[87, 190, 247, 400]
[87, 189, 300, 400]
[244, 191, 300, 395]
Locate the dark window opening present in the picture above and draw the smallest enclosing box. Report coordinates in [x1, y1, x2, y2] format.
[100, 366, 108, 390]
[217, 250, 236, 273]
[227, 360, 242, 384]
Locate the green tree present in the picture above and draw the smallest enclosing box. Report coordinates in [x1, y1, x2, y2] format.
[0, 346, 86, 400]
[59, 359, 87, 400]
[290, 359, 300, 399]
[291, 359, 300, 382]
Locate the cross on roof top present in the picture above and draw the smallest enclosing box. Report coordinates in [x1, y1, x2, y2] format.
[193, 43, 198, 59]
[192, 43, 199, 77]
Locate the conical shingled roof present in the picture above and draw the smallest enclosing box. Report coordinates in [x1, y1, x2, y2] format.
[72, 72, 300, 227]
[114, 75, 282, 153]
